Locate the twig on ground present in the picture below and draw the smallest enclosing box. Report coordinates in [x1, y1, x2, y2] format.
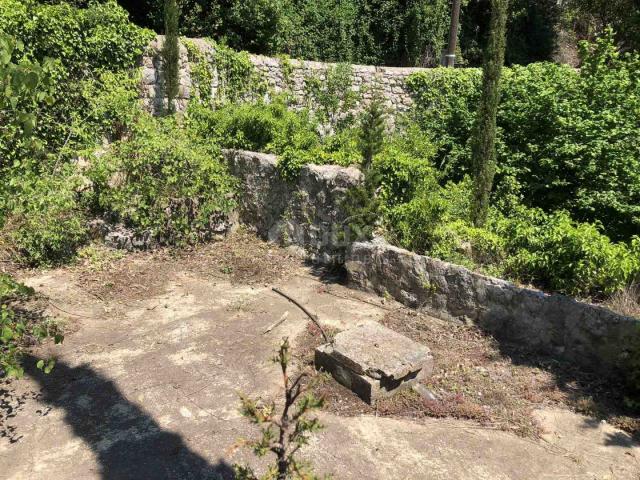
[272, 287, 329, 343]
[263, 311, 290, 334]
[47, 301, 94, 319]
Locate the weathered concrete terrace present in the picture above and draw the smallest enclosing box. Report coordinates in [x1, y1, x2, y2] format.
[1, 233, 638, 479]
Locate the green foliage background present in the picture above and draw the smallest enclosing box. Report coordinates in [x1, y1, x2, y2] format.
[407, 30, 640, 242]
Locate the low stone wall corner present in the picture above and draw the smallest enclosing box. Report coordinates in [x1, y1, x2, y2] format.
[346, 239, 640, 376]
[224, 149, 362, 265]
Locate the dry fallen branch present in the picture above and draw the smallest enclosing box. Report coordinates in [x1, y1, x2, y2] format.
[272, 287, 329, 343]
[263, 311, 290, 334]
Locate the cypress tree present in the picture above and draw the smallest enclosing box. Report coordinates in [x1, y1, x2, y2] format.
[358, 97, 386, 171]
[470, 0, 509, 227]
[163, 0, 179, 114]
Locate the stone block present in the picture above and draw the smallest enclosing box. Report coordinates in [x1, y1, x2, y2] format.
[315, 323, 433, 404]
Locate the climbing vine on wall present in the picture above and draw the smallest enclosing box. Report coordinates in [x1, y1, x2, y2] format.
[211, 40, 267, 104]
[183, 39, 214, 104]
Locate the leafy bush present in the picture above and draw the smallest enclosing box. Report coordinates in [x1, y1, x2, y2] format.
[79, 70, 144, 143]
[0, 33, 56, 173]
[385, 177, 472, 257]
[493, 208, 640, 297]
[0, 0, 153, 159]
[374, 131, 438, 208]
[304, 63, 359, 132]
[385, 185, 640, 297]
[88, 115, 237, 244]
[407, 30, 640, 242]
[187, 97, 361, 181]
[1, 170, 88, 266]
[0, 0, 153, 73]
[213, 41, 268, 103]
[0, 31, 87, 266]
[1, 273, 62, 378]
[0, 2, 153, 266]
[188, 98, 318, 153]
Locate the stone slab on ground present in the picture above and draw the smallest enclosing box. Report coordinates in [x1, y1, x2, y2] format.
[315, 322, 433, 404]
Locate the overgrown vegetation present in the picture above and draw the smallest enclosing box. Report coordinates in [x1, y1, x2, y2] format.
[87, 115, 237, 245]
[1, 0, 639, 378]
[0, 274, 62, 378]
[407, 29, 640, 242]
[120, 0, 640, 67]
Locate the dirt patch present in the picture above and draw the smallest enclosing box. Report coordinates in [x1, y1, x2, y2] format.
[295, 304, 640, 440]
[70, 229, 301, 303]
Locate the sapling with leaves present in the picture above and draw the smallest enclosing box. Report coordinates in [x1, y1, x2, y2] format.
[234, 338, 325, 480]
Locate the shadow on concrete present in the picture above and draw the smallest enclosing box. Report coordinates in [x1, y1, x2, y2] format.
[24, 356, 235, 480]
[490, 342, 640, 443]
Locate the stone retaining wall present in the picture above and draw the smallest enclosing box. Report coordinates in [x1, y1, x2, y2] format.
[224, 149, 362, 265]
[141, 36, 423, 116]
[250, 54, 419, 115]
[224, 149, 640, 376]
[346, 239, 640, 375]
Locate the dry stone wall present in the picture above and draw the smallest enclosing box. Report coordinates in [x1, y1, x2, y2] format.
[224, 149, 362, 265]
[140, 36, 424, 116]
[249, 54, 421, 114]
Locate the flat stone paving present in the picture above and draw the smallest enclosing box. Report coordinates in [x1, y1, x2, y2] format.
[1, 248, 639, 479]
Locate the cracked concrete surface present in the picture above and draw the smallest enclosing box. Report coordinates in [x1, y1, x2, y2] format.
[1, 245, 639, 479]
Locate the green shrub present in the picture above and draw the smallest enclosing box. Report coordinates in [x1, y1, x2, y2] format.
[385, 177, 472, 255]
[374, 138, 438, 208]
[1, 273, 62, 378]
[186, 97, 361, 181]
[141, 0, 452, 67]
[0, 0, 153, 73]
[493, 208, 640, 297]
[77, 70, 144, 143]
[187, 98, 319, 153]
[0, 32, 56, 173]
[407, 31, 640, 241]
[358, 96, 387, 170]
[1, 170, 88, 266]
[304, 63, 359, 131]
[88, 115, 237, 244]
[0, 0, 153, 163]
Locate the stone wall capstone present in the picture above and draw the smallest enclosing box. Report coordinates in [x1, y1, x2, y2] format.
[141, 36, 425, 116]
